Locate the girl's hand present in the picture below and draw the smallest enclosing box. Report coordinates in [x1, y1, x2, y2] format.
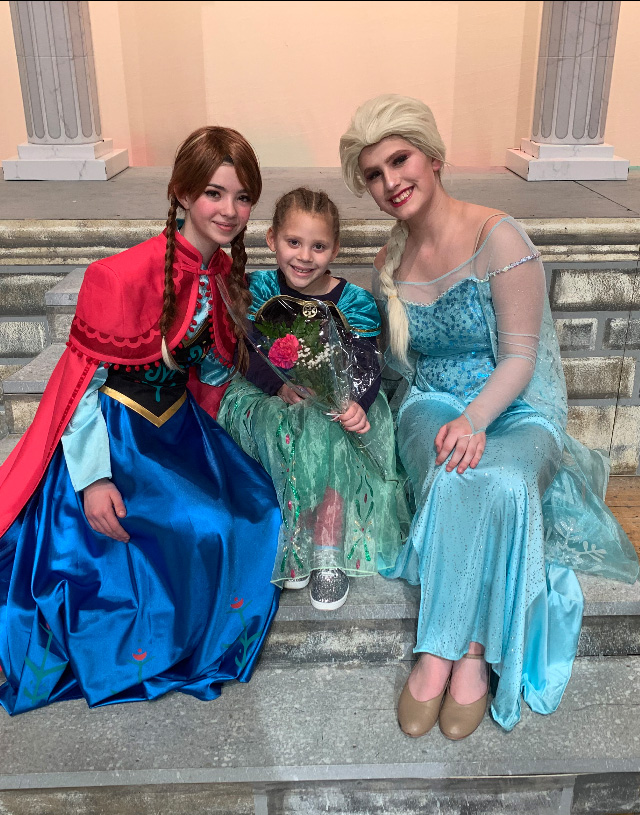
[335, 401, 370, 434]
[435, 415, 486, 474]
[83, 478, 130, 542]
[277, 384, 306, 405]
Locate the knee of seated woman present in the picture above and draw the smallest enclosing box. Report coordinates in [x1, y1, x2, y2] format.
[435, 457, 532, 498]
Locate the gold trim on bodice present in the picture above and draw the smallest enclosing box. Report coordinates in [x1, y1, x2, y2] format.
[99, 386, 187, 427]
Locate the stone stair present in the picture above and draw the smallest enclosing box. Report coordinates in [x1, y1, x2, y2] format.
[0, 573, 637, 813]
[0, 265, 75, 440]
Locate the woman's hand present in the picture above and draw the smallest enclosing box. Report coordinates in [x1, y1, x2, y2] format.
[277, 384, 306, 405]
[435, 415, 486, 474]
[83, 478, 130, 542]
[335, 401, 370, 434]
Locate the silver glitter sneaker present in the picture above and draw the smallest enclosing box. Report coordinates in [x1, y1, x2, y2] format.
[309, 569, 349, 611]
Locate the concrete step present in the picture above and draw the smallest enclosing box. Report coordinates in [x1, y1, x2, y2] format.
[3, 343, 64, 434]
[45, 265, 90, 343]
[0, 434, 20, 465]
[1, 216, 640, 266]
[0, 656, 637, 813]
[0, 267, 77, 440]
[0, 267, 69, 316]
[267, 572, 640, 664]
[0, 315, 49, 358]
[0, 267, 72, 357]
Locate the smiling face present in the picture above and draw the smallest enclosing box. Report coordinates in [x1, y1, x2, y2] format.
[180, 163, 253, 260]
[266, 209, 339, 295]
[358, 136, 442, 222]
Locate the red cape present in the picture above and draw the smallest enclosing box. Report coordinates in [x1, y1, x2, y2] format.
[0, 231, 237, 537]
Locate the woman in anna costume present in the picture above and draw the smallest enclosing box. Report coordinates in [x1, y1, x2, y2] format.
[0, 127, 281, 715]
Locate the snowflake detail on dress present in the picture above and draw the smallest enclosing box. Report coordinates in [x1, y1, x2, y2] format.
[544, 519, 607, 569]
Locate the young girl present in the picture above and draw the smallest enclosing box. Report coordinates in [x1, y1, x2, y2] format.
[0, 127, 282, 714]
[217, 188, 408, 610]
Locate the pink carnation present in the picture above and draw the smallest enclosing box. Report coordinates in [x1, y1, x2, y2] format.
[268, 334, 300, 369]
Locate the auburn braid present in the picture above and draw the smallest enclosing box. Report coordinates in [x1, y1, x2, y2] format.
[159, 196, 180, 368]
[228, 228, 252, 374]
[160, 196, 179, 337]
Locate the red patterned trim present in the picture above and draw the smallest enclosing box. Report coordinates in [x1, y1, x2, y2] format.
[72, 316, 162, 348]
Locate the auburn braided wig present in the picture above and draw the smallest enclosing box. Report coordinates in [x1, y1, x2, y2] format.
[229, 229, 251, 373]
[160, 126, 262, 371]
[160, 195, 180, 342]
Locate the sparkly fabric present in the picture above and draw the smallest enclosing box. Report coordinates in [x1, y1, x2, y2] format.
[218, 381, 409, 586]
[381, 217, 638, 731]
[217, 274, 410, 587]
[309, 568, 350, 606]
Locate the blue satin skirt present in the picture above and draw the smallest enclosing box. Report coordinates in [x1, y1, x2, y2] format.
[0, 392, 281, 715]
[383, 390, 584, 731]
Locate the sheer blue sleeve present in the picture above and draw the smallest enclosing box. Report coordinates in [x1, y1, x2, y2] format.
[61, 366, 111, 491]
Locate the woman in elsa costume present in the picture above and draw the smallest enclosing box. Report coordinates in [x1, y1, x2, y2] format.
[339, 95, 639, 739]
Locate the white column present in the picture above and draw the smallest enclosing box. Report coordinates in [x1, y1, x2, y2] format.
[506, 1, 628, 181]
[3, 0, 128, 181]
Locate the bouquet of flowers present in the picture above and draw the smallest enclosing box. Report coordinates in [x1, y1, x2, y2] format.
[255, 295, 382, 415]
[255, 305, 351, 413]
[216, 278, 384, 470]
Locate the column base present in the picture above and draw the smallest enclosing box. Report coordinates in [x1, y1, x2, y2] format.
[2, 140, 129, 181]
[505, 140, 629, 181]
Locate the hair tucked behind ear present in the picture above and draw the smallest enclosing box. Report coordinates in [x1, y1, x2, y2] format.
[161, 195, 180, 369]
[228, 228, 251, 374]
[378, 220, 410, 364]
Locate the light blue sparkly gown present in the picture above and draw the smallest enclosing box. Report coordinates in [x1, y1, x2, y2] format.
[381, 217, 638, 731]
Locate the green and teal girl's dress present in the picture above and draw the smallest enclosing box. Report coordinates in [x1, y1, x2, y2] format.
[217, 269, 408, 586]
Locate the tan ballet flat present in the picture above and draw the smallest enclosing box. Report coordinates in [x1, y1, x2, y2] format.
[438, 653, 488, 741]
[397, 679, 447, 738]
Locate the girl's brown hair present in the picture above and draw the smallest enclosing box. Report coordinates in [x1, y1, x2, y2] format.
[271, 187, 340, 247]
[161, 126, 262, 373]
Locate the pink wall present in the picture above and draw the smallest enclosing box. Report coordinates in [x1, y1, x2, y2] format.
[1, 1, 639, 168]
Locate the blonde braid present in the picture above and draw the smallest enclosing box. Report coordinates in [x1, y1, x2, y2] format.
[378, 220, 410, 364]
